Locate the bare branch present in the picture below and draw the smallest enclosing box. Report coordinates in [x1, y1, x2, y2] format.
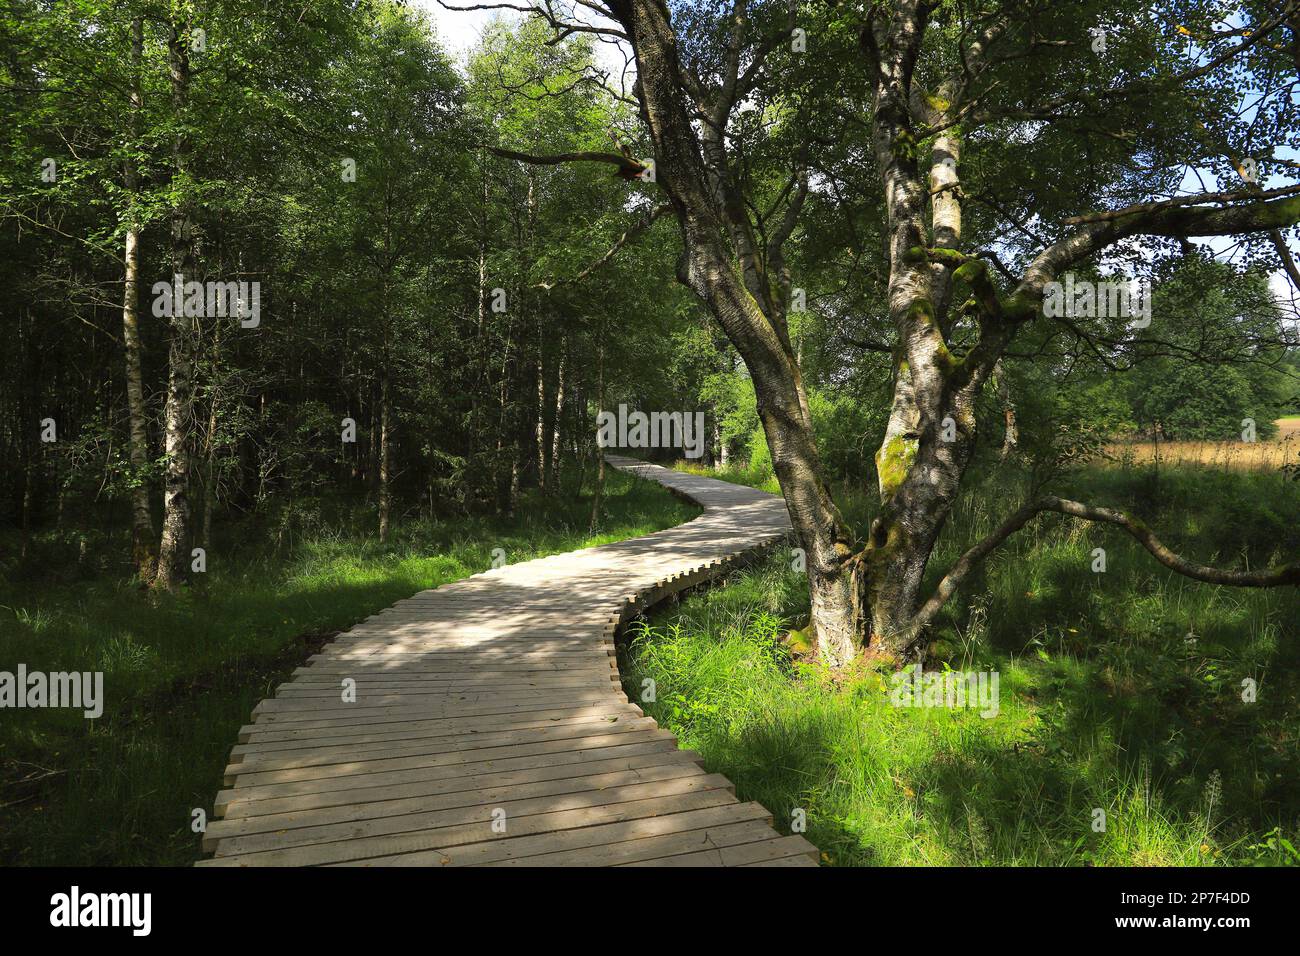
[437, 0, 628, 41]
[906, 494, 1300, 646]
[1063, 184, 1300, 225]
[535, 202, 673, 290]
[487, 145, 646, 178]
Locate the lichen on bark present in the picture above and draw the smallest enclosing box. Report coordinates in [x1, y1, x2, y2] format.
[875, 433, 918, 499]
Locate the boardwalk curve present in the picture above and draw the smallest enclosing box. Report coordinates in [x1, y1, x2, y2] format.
[199, 456, 817, 867]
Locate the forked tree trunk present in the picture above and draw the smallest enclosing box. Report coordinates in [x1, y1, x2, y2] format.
[608, 0, 980, 665]
[600, 0, 1300, 665]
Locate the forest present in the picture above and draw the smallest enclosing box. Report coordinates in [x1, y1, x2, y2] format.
[2, 0, 1299, 873]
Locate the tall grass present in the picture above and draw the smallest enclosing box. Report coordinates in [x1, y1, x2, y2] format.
[1104, 437, 1298, 472]
[625, 462, 1300, 866]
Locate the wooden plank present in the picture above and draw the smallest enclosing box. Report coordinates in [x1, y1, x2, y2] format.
[227, 716, 660, 771]
[273, 674, 620, 695]
[217, 750, 709, 820]
[203, 761, 712, 850]
[244, 698, 636, 729]
[251, 688, 623, 716]
[224, 729, 680, 787]
[236, 703, 642, 744]
[199, 792, 758, 866]
[210, 774, 736, 858]
[216, 739, 694, 812]
[739, 855, 821, 867]
[618, 834, 819, 867]
[333, 802, 775, 868]
[233, 709, 643, 753]
[482, 820, 780, 867]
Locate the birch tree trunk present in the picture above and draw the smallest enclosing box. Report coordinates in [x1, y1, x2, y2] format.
[153, 20, 198, 592]
[535, 344, 546, 490]
[122, 15, 155, 581]
[588, 340, 605, 534]
[611, 0, 861, 664]
[379, 365, 391, 542]
[549, 343, 565, 488]
[994, 359, 1018, 461]
[593, 0, 1300, 665]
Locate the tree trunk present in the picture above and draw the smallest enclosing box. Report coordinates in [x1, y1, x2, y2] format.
[153, 21, 198, 593]
[19, 444, 35, 562]
[614, 0, 860, 664]
[605, 0, 992, 664]
[535, 342, 546, 491]
[122, 16, 155, 581]
[201, 319, 222, 549]
[378, 366, 391, 542]
[588, 339, 606, 534]
[494, 316, 515, 515]
[995, 359, 1018, 461]
[549, 344, 566, 488]
[856, 3, 980, 656]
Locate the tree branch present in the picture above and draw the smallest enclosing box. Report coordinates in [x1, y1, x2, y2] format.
[1013, 192, 1300, 313]
[487, 145, 646, 178]
[535, 202, 672, 290]
[905, 495, 1300, 646]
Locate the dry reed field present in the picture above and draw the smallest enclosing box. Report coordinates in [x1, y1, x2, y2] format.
[1104, 418, 1300, 471]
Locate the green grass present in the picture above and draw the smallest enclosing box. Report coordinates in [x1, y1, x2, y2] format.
[0, 470, 697, 866]
[625, 461, 1300, 866]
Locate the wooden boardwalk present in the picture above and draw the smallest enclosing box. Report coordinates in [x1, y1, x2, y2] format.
[199, 456, 817, 867]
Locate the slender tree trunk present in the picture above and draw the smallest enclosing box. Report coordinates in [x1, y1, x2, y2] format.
[995, 359, 1018, 461]
[201, 318, 222, 548]
[535, 342, 546, 491]
[367, 387, 377, 489]
[122, 15, 155, 581]
[378, 366, 391, 543]
[469, 151, 490, 500]
[549, 343, 565, 488]
[588, 340, 606, 534]
[153, 21, 198, 592]
[494, 316, 515, 515]
[19, 445, 35, 562]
